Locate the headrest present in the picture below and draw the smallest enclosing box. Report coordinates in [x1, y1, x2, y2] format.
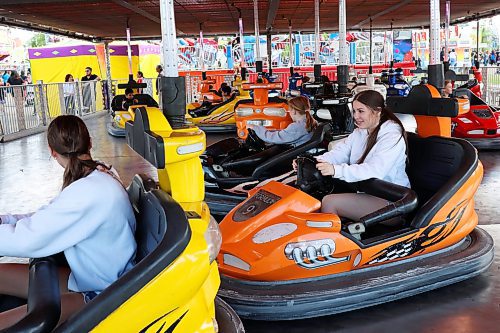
[387, 84, 458, 117]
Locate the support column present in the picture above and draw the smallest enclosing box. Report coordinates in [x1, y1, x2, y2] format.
[369, 18, 373, 74]
[104, 41, 113, 111]
[476, 16, 480, 69]
[159, 0, 185, 127]
[199, 24, 205, 71]
[428, 0, 444, 89]
[444, 0, 450, 67]
[254, 0, 261, 62]
[338, 0, 349, 94]
[314, 0, 320, 64]
[288, 20, 294, 67]
[159, 0, 178, 77]
[267, 31, 272, 73]
[239, 10, 245, 67]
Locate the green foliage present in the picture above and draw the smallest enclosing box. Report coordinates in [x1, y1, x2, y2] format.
[28, 33, 47, 48]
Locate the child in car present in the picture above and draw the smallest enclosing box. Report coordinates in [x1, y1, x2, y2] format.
[121, 87, 139, 111]
[247, 96, 317, 147]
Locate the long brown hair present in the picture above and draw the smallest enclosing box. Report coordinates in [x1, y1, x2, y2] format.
[353, 90, 407, 164]
[47, 115, 110, 189]
[288, 96, 317, 132]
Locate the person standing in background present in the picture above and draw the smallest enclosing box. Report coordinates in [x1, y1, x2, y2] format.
[81, 67, 100, 113]
[155, 65, 163, 107]
[63, 74, 76, 115]
[136, 71, 144, 94]
[7, 71, 26, 130]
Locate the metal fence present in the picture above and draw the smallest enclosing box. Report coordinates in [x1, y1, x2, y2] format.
[2, 65, 499, 141]
[0, 80, 107, 141]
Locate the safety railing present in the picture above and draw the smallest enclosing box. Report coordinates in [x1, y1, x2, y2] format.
[0, 80, 108, 141]
[482, 66, 500, 108]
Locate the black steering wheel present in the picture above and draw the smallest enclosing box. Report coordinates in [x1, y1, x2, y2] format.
[295, 155, 335, 197]
[245, 128, 267, 151]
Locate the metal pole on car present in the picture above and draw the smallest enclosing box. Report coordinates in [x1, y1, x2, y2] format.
[338, 0, 349, 94]
[239, 9, 246, 67]
[369, 17, 373, 74]
[254, 0, 261, 63]
[444, 0, 450, 66]
[390, 21, 394, 68]
[126, 22, 133, 81]
[288, 20, 294, 67]
[476, 15, 480, 69]
[314, 0, 320, 64]
[104, 41, 113, 112]
[428, 0, 444, 89]
[199, 23, 205, 71]
[159, 0, 186, 127]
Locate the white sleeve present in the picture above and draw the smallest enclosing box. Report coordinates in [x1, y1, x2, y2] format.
[333, 129, 406, 182]
[317, 132, 354, 165]
[252, 122, 305, 145]
[0, 186, 104, 258]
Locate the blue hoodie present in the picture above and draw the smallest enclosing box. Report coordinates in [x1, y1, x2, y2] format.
[0, 170, 136, 293]
[252, 118, 312, 146]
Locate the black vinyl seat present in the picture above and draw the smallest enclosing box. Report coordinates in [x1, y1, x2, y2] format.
[189, 94, 237, 117]
[405, 133, 478, 228]
[111, 94, 159, 112]
[406, 133, 464, 206]
[54, 175, 191, 332]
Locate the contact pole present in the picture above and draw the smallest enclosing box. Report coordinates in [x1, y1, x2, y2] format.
[338, 0, 349, 93]
[428, 0, 444, 88]
[159, 0, 178, 77]
[254, 0, 261, 62]
[314, 0, 320, 64]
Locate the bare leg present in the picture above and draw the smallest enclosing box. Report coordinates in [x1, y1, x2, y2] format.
[0, 264, 82, 329]
[321, 193, 389, 221]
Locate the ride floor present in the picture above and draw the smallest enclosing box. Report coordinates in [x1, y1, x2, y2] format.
[0, 114, 498, 333]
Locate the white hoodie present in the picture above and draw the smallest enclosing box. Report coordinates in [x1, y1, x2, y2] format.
[0, 170, 136, 293]
[318, 120, 410, 188]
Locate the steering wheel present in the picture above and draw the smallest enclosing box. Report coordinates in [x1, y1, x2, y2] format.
[245, 128, 267, 151]
[295, 155, 335, 197]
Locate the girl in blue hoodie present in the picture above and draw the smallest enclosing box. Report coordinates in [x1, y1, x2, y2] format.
[0, 115, 136, 327]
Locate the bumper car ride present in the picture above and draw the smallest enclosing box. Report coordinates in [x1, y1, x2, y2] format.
[203, 123, 340, 217]
[216, 84, 494, 320]
[0, 174, 244, 332]
[187, 95, 253, 133]
[451, 88, 500, 150]
[106, 93, 159, 137]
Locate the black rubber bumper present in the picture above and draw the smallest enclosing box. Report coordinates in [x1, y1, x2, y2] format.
[215, 296, 245, 333]
[205, 190, 246, 217]
[198, 124, 237, 133]
[106, 122, 126, 137]
[218, 227, 494, 321]
[464, 137, 500, 150]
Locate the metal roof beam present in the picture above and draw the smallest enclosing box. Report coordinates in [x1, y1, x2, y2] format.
[111, 0, 161, 24]
[266, 0, 280, 31]
[0, 16, 97, 41]
[0, 0, 84, 4]
[351, 0, 413, 29]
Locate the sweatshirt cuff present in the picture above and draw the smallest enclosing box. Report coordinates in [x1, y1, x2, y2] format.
[332, 164, 343, 179]
[0, 215, 17, 225]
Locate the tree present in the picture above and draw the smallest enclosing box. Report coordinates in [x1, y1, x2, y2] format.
[28, 33, 47, 48]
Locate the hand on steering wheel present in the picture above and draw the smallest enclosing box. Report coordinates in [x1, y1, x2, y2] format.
[315, 157, 335, 176]
[295, 155, 335, 196]
[245, 128, 267, 151]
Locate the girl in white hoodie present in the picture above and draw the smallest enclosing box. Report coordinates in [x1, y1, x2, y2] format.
[315, 90, 409, 221]
[0, 115, 136, 328]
